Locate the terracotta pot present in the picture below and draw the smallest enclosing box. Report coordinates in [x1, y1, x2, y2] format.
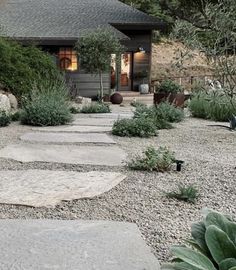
[110, 93, 123, 105]
[154, 92, 187, 108]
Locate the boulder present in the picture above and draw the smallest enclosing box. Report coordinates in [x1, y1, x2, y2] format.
[0, 94, 11, 113]
[75, 96, 92, 106]
[8, 93, 18, 110]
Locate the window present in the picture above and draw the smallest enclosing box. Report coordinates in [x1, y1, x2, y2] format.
[58, 47, 78, 71]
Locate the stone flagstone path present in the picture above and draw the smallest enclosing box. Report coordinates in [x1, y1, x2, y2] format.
[0, 170, 126, 207]
[33, 125, 112, 133]
[20, 132, 116, 144]
[0, 143, 126, 166]
[0, 220, 160, 270]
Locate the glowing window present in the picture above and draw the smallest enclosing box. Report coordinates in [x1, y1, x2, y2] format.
[58, 47, 78, 71]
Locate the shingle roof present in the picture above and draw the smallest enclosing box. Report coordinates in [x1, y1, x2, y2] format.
[0, 0, 163, 40]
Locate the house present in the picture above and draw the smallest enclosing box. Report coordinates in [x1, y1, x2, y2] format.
[0, 0, 164, 98]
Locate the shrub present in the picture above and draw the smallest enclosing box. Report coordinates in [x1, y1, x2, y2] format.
[158, 80, 182, 94]
[70, 106, 80, 114]
[0, 110, 11, 127]
[80, 103, 111, 113]
[134, 103, 184, 129]
[11, 111, 21, 121]
[155, 102, 185, 123]
[189, 91, 236, 121]
[21, 80, 72, 126]
[130, 100, 146, 108]
[112, 118, 158, 138]
[128, 146, 175, 172]
[166, 184, 199, 203]
[162, 209, 236, 270]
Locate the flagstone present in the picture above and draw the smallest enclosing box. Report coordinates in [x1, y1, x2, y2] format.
[33, 125, 112, 133]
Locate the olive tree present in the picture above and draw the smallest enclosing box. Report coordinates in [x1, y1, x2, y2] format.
[76, 29, 124, 100]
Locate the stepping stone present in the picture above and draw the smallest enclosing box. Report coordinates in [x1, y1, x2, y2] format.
[0, 170, 126, 207]
[0, 220, 160, 270]
[73, 118, 115, 126]
[77, 113, 133, 119]
[0, 144, 126, 166]
[20, 132, 116, 144]
[33, 125, 112, 133]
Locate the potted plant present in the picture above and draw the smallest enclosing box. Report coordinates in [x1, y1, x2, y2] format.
[134, 71, 149, 94]
[154, 79, 186, 107]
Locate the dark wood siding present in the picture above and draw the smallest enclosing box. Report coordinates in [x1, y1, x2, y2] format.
[67, 70, 110, 98]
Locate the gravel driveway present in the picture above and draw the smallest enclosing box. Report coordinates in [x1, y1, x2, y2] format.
[0, 117, 235, 262]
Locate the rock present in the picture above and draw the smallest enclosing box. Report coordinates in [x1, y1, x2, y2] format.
[75, 96, 92, 106]
[0, 94, 11, 113]
[8, 93, 18, 110]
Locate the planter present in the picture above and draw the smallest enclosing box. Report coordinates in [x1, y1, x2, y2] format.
[139, 84, 149, 94]
[110, 93, 123, 105]
[154, 92, 187, 107]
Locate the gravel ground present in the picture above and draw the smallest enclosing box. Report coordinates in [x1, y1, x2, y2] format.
[0, 117, 235, 262]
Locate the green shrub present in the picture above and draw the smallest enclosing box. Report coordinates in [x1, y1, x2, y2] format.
[134, 103, 184, 129]
[162, 209, 236, 270]
[11, 111, 21, 121]
[70, 107, 80, 114]
[155, 102, 185, 123]
[112, 118, 158, 138]
[80, 103, 111, 113]
[0, 38, 60, 99]
[0, 111, 11, 127]
[166, 184, 199, 204]
[130, 100, 146, 108]
[128, 146, 175, 172]
[158, 80, 182, 94]
[21, 80, 72, 126]
[189, 91, 236, 121]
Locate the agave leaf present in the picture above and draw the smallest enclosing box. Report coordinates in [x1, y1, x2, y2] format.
[205, 212, 236, 246]
[191, 221, 210, 255]
[219, 258, 236, 270]
[205, 225, 236, 264]
[171, 246, 217, 270]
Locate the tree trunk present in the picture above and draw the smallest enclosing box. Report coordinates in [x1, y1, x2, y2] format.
[99, 70, 104, 102]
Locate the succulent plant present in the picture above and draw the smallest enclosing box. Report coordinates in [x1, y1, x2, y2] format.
[162, 209, 236, 270]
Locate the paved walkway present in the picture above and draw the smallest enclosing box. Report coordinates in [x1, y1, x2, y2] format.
[0, 220, 160, 270]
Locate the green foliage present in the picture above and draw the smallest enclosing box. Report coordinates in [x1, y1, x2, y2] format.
[166, 184, 199, 204]
[0, 110, 11, 127]
[112, 118, 158, 138]
[130, 100, 146, 108]
[128, 146, 175, 172]
[158, 80, 182, 94]
[0, 38, 60, 99]
[134, 103, 184, 130]
[76, 30, 124, 98]
[162, 209, 236, 270]
[21, 80, 72, 126]
[69, 107, 80, 114]
[11, 111, 21, 121]
[189, 91, 236, 121]
[80, 103, 111, 114]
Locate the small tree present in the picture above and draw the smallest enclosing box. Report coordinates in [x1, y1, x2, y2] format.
[76, 29, 124, 100]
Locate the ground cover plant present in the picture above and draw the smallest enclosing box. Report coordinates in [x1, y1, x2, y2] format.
[80, 102, 111, 114]
[10, 111, 21, 122]
[69, 107, 80, 114]
[166, 184, 199, 204]
[0, 38, 60, 99]
[0, 110, 11, 127]
[162, 209, 236, 270]
[128, 146, 175, 172]
[189, 91, 236, 122]
[21, 80, 72, 126]
[112, 117, 158, 138]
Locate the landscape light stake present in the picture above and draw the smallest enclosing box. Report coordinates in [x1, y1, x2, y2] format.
[175, 160, 184, 172]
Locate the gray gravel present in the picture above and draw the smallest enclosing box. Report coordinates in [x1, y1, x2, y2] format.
[0, 117, 235, 262]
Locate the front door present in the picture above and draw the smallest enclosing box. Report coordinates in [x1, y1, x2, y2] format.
[119, 53, 132, 91]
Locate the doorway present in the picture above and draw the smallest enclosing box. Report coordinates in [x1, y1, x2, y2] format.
[119, 53, 133, 91]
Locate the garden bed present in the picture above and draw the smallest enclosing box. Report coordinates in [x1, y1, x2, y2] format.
[0, 116, 235, 262]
